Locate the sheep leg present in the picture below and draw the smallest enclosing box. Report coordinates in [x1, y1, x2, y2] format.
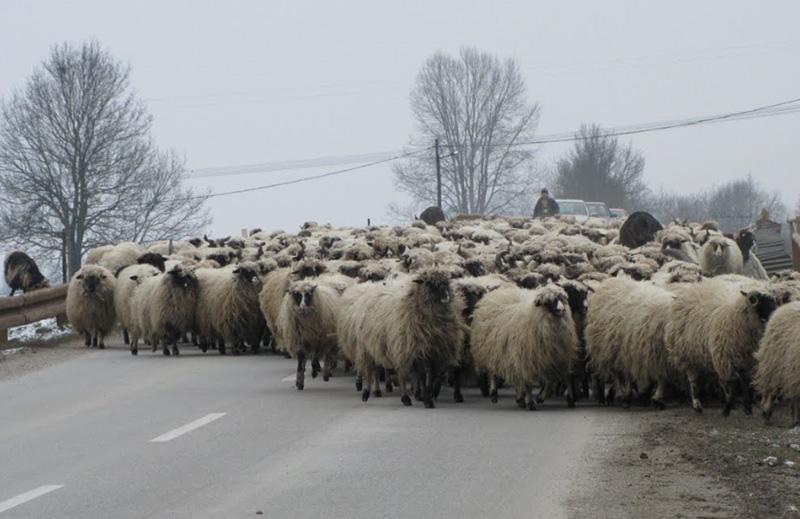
[355, 372, 363, 392]
[91, 333, 98, 348]
[620, 378, 633, 409]
[536, 382, 549, 404]
[422, 365, 435, 409]
[84, 332, 92, 347]
[199, 337, 208, 353]
[721, 379, 736, 417]
[171, 339, 180, 356]
[761, 392, 775, 424]
[399, 378, 413, 406]
[432, 375, 442, 400]
[490, 375, 499, 404]
[130, 334, 138, 356]
[738, 370, 754, 416]
[652, 379, 667, 410]
[344, 359, 353, 373]
[191, 332, 198, 346]
[123, 328, 130, 345]
[515, 386, 527, 409]
[525, 385, 537, 411]
[371, 369, 382, 398]
[98, 331, 105, 350]
[384, 371, 394, 393]
[296, 352, 306, 391]
[218, 339, 226, 355]
[792, 400, 800, 427]
[311, 357, 321, 379]
[478, 373, 490, 398]
[322, 354, 332, 382]
[453, 367, 464, 403]
[687, 371, 703, 413]
[565, 375, 576, 408]
[594, 376, 606, 405]
[162, 339, 171, 355]
[361, 362, 373, 402]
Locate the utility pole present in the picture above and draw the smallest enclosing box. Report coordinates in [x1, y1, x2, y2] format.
[435, 138, 442, 210]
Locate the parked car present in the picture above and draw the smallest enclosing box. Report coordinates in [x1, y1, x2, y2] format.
[556, 199, 589, 222]
[609, 208, 628, 219]
[586, 202, 611, 219]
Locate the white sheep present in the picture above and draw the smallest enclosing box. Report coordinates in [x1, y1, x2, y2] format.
[66, 264, 117, 348]
[754, 301, 800, 426]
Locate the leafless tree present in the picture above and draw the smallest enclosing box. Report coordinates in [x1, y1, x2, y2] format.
[554, 124, 648, 210]
[647, 174, 785, 233]
[393, 47, 541, 216]
[0, 41, 209, 276]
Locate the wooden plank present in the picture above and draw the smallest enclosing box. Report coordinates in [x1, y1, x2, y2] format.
[0, 328, 7, 346]
[0, 284, 67, 312]
[0, 300, 67, 330]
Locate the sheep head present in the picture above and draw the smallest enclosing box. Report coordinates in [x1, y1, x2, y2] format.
[232, 263, 261, 288]
[412, 269, 453, 306]
[137, 252, 167, 273]
[167, 264, 198, 290]
[288, 281, 317, 311]
[741, 289, 778, 322]
[558, 280, 591, 315]
[533, 285, 569, 317]
[75, 265, 110, 295]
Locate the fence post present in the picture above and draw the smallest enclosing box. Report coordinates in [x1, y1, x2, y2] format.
[0, 328, 7, 346]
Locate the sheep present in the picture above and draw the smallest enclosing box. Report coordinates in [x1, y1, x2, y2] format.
[96, 242, 146, 275]
[129, 263, 199, 356]
[66, 264, 116, 348]
[114, 263, 160, 345]
[619, 211, 663, 248]
[666, 276, 778, 415]
[699, 235, 743, 276]
[754, 301, 800, 426]
[259, 268, 294, 351]
[277, 279, 343, 389]
[586, 278, 674, 409]
[559, 280, 593, 400]
[471, 284, 578, 410]
[195, 262, 265, 355]
[419, 206, 446, 226]
[346, 268, 466, 408]
[659, 228, 699, 264]
[734, 229, 768, 281]
[4, 251, 50, 295]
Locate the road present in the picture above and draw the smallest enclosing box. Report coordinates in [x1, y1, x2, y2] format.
[0, 339, 620, 519]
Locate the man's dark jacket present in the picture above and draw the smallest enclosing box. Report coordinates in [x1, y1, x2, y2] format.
[533, 197, 560, 218]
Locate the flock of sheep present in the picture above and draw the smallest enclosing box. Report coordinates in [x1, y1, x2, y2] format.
[57, 212, 800, 424]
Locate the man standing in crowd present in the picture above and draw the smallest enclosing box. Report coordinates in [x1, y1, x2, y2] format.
[533, 188, 560, 218]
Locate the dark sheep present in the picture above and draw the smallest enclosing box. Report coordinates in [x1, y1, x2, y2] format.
[135, 252, 167, 273]
[618, 211, 663, 248]
[418, 206, 446, 226]
[4, 251, 50, 296]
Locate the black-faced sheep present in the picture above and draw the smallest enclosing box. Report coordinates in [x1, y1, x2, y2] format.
[754, 301, 800, 426]
[471, 284, 578, 410]
[734, 229, 768, 280]
[66, 264, 116, 348]
[344, 268, 466, 408]
[666, 276, 778, 415]
[277, 279, 342, 389]
[4, 251, 49, 295]
[129, 264, 198, 355]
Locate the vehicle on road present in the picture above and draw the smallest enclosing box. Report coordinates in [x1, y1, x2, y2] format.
[609, 207, 629, 219]
[586, 201, 611, 219]
[556, 199, 589, 222]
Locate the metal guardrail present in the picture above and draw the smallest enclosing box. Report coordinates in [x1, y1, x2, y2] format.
[0, 285, 68, 345]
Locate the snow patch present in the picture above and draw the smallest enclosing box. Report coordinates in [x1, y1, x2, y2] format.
[7, 318, 71, 343]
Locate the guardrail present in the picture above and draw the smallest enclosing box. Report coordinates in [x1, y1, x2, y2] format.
[0, 285, 68, 345]
[791, 218, 800, 272]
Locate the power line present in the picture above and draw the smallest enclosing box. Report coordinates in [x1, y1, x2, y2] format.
[186, 147, 432, 200]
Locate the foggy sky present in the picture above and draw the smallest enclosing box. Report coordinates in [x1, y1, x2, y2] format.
[1, 0, 799, 237]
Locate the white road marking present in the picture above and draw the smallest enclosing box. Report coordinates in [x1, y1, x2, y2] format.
[150, 413, 226, 443]
[0, 485, 63, 513]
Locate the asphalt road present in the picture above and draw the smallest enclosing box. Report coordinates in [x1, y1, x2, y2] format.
[0, 339, 618, 519]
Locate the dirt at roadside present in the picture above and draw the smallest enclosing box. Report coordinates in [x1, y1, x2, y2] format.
[0, 333, 89, 380]
[570, 404, 800, 519]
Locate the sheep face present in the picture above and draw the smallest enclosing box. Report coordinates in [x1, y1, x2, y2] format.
[534, 286, 568, 317]
[709, 238, 731, 258]
[560, 281, 590, 315]
[232, 264, 261, 288]
[464, 259, 487, 277]
[413, 270, 453, 306]
[76, 269, 109, 295]
[293, 259, 326, 279]
[289, 282, 316, 311]
[188, 237, 203, 247]
[167, 264, 198, 290]
[742, 289, 778, 322]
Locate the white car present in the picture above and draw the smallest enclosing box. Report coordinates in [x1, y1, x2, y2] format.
[556, 199, 589, 223]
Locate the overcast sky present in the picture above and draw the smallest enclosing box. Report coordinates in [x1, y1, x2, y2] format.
[1, 0, 799, 236]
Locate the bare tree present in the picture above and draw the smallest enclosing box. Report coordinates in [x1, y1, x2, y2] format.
[647, 174, 786, 233]
[393, 47, 541, 216]
[0, 41, 209, 275]
[554, 124, 648, 210]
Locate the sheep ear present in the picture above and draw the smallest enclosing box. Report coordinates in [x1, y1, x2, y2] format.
[130, 275, 139, 281]
[740, 290, 747, 297]
[412, 278, 423, 284]
[232, 268, 240, 274]
[76, 274, 84, 279]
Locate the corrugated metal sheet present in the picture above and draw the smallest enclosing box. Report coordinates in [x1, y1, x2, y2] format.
[754, 227, 793, 275]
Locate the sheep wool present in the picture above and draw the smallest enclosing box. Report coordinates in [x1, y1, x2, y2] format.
[66, 264, 117, 348]
[754, 301, 800, 426]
